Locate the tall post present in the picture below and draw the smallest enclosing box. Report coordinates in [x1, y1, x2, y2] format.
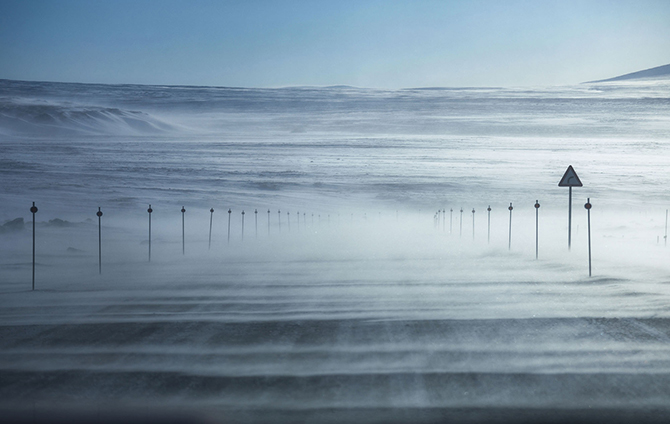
[147, 205, 153, 262]
[450, 209, 453, 234]
[487, 206, 491, 244]
[30, 202, 37, 290]
[534, 200, 540, 260]
[267, 209, 271, 235]
[278, 210, 281, 232]
[97, 207, 103, 274]
[209, 208, 214, 250]
[287, 211, 290, 232]
[585, 198, 592, 277]
[568, 186, 572, 250]
[255, 209, 258, 238]
[459, 208, 463, 237]
[508, 203, 513, 250]
[227, 209, 232, 244]
[442, 208, 446, 232]
[181, 206, 186, 255]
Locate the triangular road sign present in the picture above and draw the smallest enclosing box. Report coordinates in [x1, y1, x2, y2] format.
[558, 165, 583, 187]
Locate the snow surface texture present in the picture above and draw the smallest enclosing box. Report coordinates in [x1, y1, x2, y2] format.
[1, 78, 670, 423]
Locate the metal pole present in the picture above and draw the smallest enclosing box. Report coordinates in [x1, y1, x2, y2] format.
[278, 210, 281, 233]
[568, 186, 572, 250]
[267, 209, 271, 236]
[147, 205, 153, 262]
[534, 201, 540, 260]
[181, 206, 186, 255]
[209, 208, 214, 250]
[508, 203, 513, 250]
[97, 207, 103, 273]
[443, 208, 446, 232]
[585, 198, 592, 276]
[472, 208, 475, 239]
[296, 211, 299, 231]
[227, 209, 231, 244]
[31, 202, 37, 290]
[487, 206, 491, 244]
[255, 209, 258, 238]
[287, 211, 290, 232]
[241, 210, 245, 242]
[665, 209, 668, 247]
[459, 208, 463, 237]
[450, 209, 453, 234]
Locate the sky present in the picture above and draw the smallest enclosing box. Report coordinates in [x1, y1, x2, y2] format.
[0, 0, 669, 88]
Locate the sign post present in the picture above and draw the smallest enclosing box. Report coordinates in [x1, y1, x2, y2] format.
[558, 165, 583, 250]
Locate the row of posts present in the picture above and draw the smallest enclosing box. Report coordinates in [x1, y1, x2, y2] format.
[434, 199, 595, 276]
[27, 198, 632, 289]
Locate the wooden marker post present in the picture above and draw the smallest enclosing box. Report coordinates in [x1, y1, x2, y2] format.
[30, 202, 38, 290]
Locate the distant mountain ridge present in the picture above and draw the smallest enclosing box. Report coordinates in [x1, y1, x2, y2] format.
[587, 63, 670, 83]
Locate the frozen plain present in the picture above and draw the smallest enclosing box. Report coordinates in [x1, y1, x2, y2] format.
[1, 78, 670, 423]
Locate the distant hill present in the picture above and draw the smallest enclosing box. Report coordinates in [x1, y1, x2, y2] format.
[587, 63, 670, 83]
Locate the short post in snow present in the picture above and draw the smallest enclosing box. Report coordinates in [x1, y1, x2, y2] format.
[208, 208, 214, 250]
[665, 209, 668, 247]
[508, 203, 513, 250]
[147, 205, 153, 262]
[97, 207, 103, 274]
[585, 198, 592, 277]
[227, 209, 232, 244]
[487, 206, 491, 244]
[534, 200, 540, 260]
[241, 210, 245, 241]
[471, 208, 475, 239]
[30, 202, 38, 290]
[181, 206, 186, 255]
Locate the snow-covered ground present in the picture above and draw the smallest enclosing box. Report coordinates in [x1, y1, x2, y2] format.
[1, 78, 670, 423]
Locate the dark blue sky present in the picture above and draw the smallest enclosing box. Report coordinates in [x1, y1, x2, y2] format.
[1, 0, 669, 88]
